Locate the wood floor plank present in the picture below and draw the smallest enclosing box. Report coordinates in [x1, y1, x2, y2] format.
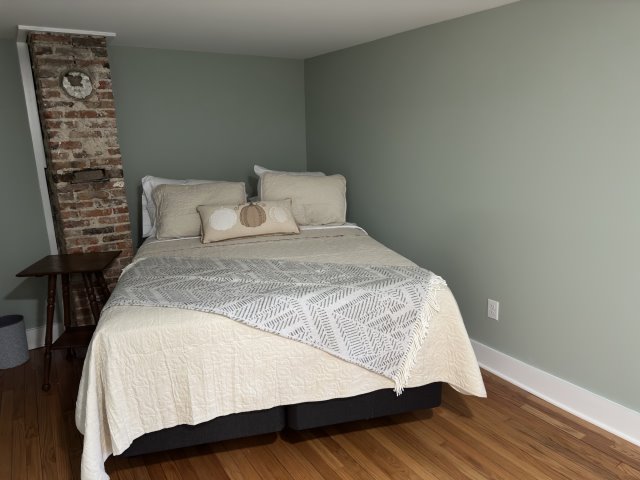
[0, 389, 15, 480]
[106, 455, 137, 480]
[289, 429, 377, 480]
[10, 360, 27, 480]
[321, 427, 395, 480]
[141, 453, 171, 480]
[187, 445, 231, 480]
[296, 430, 345, 472]
[448, 384, 607, 480]
[611, 440, 640, 466]
[475, 400, 600, 480]
[4, 348, 640, 480]
[55, 354, 82, 480]
[33, 349, 58, 480]
[0, 367, 6, 395]
[523, 383, 631, 443]
[617, 461, 640, 480]
[168, 447, 207, 480]
[393, 412, 497, 480]
[122, 455, 153, 480]
[329, 423, 427, 480]
[150, 451, 184, 480]
[505, 416, 617, 480]
[224, 434, 295, 480]
[63, 412, 82, 480]
[207, 447, 248, 480]
[222, 446, 266, 480]
[418, 410, 539, 480]
[380, 415, 467, 479]
[12, 363, 26, 419]
[49, 354, 74, 480]
[363, 421, 447, 480]
[438, 393, 581, 480]
[310, 428, 389, 480]
[11, 419, 27, 480]
[485, 386, 623, 478]
[266, 433, 327, 480]
[238, 442, 295, 480]
[435, 401, 557, 480]
[279, 430, 361, 480]
[23, 351, 42, 480]
[520, 403, 586, 439]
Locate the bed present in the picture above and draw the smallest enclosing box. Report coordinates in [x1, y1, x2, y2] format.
[75, 223, 485, 480]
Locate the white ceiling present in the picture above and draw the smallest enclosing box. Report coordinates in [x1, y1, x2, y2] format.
[2, 0, 518, 59]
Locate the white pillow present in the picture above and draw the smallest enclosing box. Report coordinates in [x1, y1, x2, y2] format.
[254, 165, 325, 199]
[141, 176, 237, 237]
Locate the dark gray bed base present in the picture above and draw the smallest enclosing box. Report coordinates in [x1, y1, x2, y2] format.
[122, 382, 442, 457]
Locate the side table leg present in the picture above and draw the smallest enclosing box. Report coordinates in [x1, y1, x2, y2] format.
[96, 271, 111, 303]
[93, 272, 105, 307]
[43, 274, 57, 391]
[62, 273, 73, 360]
[82, 273, 101, 323]
[61, 274, 71, 326]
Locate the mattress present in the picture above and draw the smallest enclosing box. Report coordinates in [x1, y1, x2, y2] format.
[76, 226, 486, 480]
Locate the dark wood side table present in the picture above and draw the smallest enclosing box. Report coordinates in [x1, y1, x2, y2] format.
[16, 251, 120, 391]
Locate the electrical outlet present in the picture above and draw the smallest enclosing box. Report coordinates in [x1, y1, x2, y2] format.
[487, 299, 499, 321]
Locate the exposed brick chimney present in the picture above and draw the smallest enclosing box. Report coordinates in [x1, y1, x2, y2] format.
[28, 32, 133, 324]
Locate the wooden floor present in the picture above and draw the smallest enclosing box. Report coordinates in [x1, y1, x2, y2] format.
[2, 349, 640, 479]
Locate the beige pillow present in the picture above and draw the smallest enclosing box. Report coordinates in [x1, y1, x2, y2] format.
[153, 182, 246, 239]
[141, 176, 218, 238]
[198, 199, 299, 243]
[260, 173, 346, 225]
[254, 164, 325, 199]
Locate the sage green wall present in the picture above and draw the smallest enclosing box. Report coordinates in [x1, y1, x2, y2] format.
[0, 40, 50, 329]
[305, 0, 640, 412]
[108, 47, 307, 245]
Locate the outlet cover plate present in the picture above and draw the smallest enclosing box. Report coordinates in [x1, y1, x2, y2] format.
[488, 299, 499, 321]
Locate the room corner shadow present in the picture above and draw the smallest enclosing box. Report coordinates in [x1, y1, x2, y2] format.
[6, 276, 46, 301]
[4, 277, 46, 320]
[207, 432, 279, 454]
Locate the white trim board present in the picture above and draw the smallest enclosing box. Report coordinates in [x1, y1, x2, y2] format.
[16, 25, 116, 43]
[26, 321, 63, 351]
[472, 340, 640, 447]
[16, 41, 58, 255]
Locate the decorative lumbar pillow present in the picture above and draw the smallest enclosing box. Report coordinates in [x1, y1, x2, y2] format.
[141, 176, 222, 238]
[254, 164, 325, 199]
[153, 182, 246, 239]
[260, 173, 346, 225]
[198, 199, 299, 243]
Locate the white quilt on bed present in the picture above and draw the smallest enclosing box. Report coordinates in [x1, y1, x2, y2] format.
[105, 256, 448, 393]
[76, 227, 486, 480]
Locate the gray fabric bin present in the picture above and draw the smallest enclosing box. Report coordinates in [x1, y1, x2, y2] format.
[0, 315, 29, 369]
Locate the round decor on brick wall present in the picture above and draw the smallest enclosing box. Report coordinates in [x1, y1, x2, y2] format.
[60, 70, 93, 99]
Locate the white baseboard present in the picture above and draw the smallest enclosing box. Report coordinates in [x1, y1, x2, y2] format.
[472, 340, 640, 447]
[26, 321, 63, 350]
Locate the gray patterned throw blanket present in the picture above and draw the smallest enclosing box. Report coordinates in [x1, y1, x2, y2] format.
[105, 256, 446, 393]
